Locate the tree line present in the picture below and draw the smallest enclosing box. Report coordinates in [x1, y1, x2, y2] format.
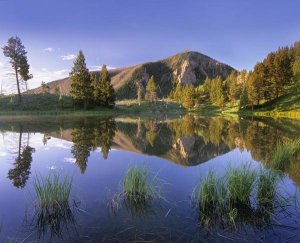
[169, 40, 300, 110]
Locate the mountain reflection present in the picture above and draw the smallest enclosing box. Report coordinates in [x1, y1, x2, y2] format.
[1, 115, 300, 185]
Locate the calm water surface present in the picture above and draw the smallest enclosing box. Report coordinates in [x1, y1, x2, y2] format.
[0, 115, 299, 242]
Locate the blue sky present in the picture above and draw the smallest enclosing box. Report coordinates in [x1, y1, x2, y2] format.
[0, 0, 299, 91]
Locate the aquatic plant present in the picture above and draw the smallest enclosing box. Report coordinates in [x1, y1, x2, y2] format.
[227, 164, 257, 204]
[271, 138, 300, 171]
[123, 166, 155, 200]
[108, 165, 161, 217]
[34, 173, 72, 208]
[197, 171, 226, 211]
[192, 164, 293, 231]
[33, 173, 75, 239]
[257, 169, 277, 207]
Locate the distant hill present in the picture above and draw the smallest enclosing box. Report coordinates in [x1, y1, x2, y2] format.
[29, 51, 235, 100]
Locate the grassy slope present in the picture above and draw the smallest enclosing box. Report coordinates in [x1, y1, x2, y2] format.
[0, 94, 185, 117]
[247, 88, 300, 119]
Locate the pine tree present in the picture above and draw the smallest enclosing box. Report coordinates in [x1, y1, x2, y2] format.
[95, 65, 115, 108]
[137, 85, 143, 106]
[181, 85, 195, 108]
[239, 87, 249, 109]
[209, 76, 224, 108]
[227, 71, 239, 103]
[272, 47, 293, 97]
[145, 75, 158, 103]
[69, 51, 93, 109]
[2, 36, 32, 103]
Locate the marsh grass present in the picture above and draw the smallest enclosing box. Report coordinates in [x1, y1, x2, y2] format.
[34, 173, 72, 208]
[123, 166, 153, 200]
[33, 173, 75, 238]
[227, 164, 257, 204]
[108, 165, 162, 217]
[257, 169, 277, 207]
[192, 165, 293, 231]
[197, 171, 226, 211]
[271, 138, 300, 171]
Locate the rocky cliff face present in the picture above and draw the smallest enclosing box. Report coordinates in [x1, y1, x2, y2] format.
[29, 51, 235, 100]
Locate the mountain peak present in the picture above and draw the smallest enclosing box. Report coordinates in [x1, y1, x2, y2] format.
[30, 51, 235, 99]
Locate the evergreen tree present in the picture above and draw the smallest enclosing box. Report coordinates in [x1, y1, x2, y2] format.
[145, 76, 158, 102]
[239, 87, 249, 109]
[203, 77, 211, 98]
[209, 76, 224, 108]
[137, 85, 143, 106]
[2, 36, 32, 103]
[272, 47, 293, 97]
[69, 51, 93, 109]
[227, 71, 239, 103]
[181, 85, 195, 108]
[94, 65, 115, 108]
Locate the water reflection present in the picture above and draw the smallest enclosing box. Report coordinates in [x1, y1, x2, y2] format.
[7, 125, 35, 188]
[0, 115, 299, 241]
[71, 117, 116, 173]
[1, 115, 300, 184]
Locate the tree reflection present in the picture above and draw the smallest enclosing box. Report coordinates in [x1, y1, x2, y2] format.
[71, 118, 116, 173]
[94, 118, 116, 159]
[7, 126, 35, 188]
[71, 125, 94, 174]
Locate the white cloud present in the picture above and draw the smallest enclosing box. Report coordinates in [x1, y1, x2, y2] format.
[47, 165, 57, 170]
[0, 152, 7, 157]
[64, 157, 76, 164]
[44, 47, 54, 52]
[26, 67, 69, 89]
[0, 62, 4, 67]
[89, 65, 117, 71]
[61, 54, 76, 61]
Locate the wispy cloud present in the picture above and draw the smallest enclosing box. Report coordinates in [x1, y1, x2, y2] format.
[27, 67, 69, 89]
[64, 157, 76, 164]
[61, 54, 76, 61]
[44, 47, 54, 52]
[89, 65, 117, 71]
[0, 62, 4, 67]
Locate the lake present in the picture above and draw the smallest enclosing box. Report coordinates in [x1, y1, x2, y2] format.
[0, 115, 299, 242]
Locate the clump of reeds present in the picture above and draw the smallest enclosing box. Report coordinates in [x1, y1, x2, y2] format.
[197, 171, 226, 211]
[33, 173, 75, 238]
[108, 165, 161, 217]
[34, 173, 72, 208]
[192, 164, 285, 230]
[257, 169, 277, 207]
[123, 166, 154, 200]
[272, 138, 300, 171]
[227, 164, 257, 204]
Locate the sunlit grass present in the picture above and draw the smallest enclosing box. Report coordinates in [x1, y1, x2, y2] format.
[271, 138, 300, 171]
